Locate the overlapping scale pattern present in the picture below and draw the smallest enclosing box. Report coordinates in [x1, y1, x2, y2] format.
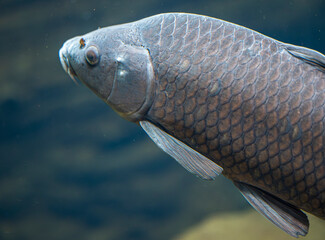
[140, 13, 325, 219]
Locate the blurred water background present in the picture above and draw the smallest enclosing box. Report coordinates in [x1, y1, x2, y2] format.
[1, 0, 325, 239]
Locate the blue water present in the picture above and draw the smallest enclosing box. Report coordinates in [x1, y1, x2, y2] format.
[0, 0, 324, 239]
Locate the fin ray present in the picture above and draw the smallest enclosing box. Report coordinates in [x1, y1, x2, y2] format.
[234, 181, 309, 237]
[284, 44, 325, 72]
[140, 120, 223, 180]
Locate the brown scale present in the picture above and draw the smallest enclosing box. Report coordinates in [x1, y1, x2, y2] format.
[142, 13, 325, 219]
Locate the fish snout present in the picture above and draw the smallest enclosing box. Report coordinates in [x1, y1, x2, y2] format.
[59, 47, 69, 73]
[59, 38, 80, 84]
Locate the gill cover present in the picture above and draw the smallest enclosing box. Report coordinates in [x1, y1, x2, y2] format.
[107, 44, 155, 122]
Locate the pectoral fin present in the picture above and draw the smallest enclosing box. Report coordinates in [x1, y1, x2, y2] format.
[234, 181, 309, 237]
[284, 44, 325, 72]
[140, 120, 223, 180]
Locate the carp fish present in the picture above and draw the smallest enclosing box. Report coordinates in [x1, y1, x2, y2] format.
[59, 13, 325, 237]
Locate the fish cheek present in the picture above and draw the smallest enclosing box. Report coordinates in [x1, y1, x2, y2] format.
[79, 59, 115, 101]
[94, 62, 115, 100]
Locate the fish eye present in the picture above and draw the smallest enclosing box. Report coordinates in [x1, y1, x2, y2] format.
[85, 46, 100, 66]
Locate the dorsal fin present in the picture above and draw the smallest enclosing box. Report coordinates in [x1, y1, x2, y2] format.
[234, 181, 309, 238]
[140, 120, 223, 180]
[284, 44, 325, 72]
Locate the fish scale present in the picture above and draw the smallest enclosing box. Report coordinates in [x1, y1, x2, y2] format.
[141, 13, 325, 219]
[59, 12, 325, 236]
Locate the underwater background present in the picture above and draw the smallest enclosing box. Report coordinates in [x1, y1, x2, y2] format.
[1, 0, 325, 239]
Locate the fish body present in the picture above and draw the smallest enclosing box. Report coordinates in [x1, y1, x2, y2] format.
[59, 13, 325, 237]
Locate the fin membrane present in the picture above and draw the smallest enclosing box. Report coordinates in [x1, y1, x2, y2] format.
[234, 181, 309, 238]
[140, 120, 223, 180]
[284, 44, 325, 72]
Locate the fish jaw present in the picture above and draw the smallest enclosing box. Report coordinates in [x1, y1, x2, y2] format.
[59, 40, 80, 84]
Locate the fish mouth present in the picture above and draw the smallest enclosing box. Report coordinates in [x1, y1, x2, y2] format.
[59, 47, 79, 84]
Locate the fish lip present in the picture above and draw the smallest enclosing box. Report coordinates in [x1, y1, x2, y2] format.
[59, 47, 79, 84]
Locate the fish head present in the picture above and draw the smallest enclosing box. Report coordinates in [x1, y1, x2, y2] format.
[59, 25, 155, 122]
